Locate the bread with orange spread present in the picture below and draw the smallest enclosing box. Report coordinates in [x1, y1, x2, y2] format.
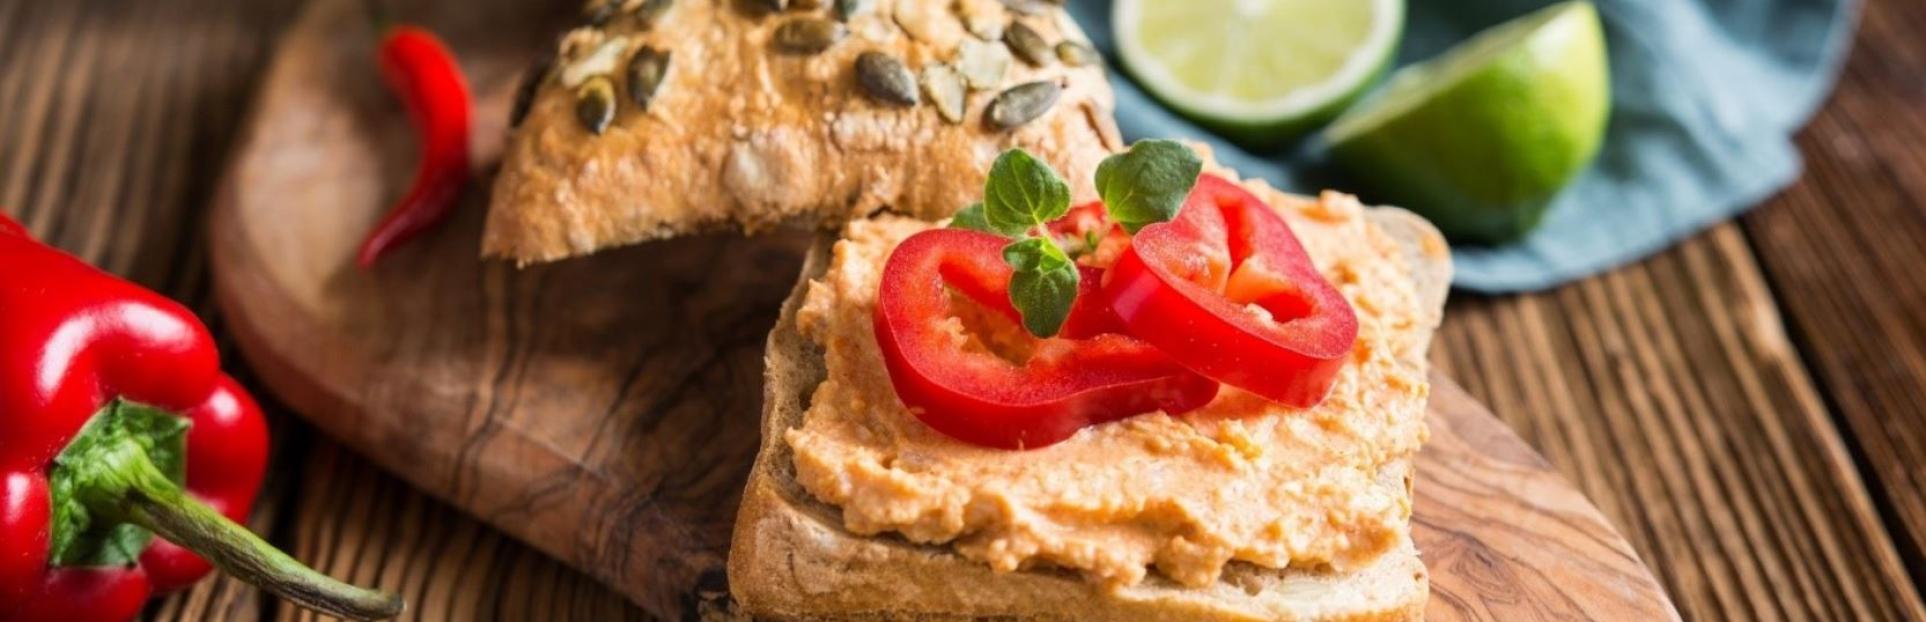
[729, 173, 1451, 621]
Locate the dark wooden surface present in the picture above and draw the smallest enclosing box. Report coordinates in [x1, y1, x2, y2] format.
[0, 0, 1920, 619]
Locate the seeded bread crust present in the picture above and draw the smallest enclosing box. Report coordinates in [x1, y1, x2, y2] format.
[729, 201, 1451, 621]
[485, 0, 1120, 264]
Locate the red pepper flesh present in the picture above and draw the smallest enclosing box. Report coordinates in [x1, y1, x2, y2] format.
[0, 213, 401, 622]
[356, 25, 472, 268]
[1103, 175, 1359, 406]
[874, 229, 1218, 449]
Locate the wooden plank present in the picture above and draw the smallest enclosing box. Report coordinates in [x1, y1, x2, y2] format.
[1435, 221, 1925, 620]
[276, 441, 645, 622]
[1742, 0, 1926, 586]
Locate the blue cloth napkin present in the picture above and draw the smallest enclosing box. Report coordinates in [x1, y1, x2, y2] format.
[1069, 0, 1857, 292]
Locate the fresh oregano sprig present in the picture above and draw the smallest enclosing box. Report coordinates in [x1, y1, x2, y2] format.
[949, 141, 1202, 338]
[969, 149, 1080, 336]
[1002, 237, 1079, 337]
[984, 149, 1073, 235]
[1095, 139, 1204, 233]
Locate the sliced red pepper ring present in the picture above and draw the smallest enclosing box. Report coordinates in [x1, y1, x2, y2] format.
[1103, 175, 1359, 407]
[940, 260, 1121, 340]
[874, 229, 1219, 449]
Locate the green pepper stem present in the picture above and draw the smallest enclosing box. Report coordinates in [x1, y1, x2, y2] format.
[78, 438, 405, 621]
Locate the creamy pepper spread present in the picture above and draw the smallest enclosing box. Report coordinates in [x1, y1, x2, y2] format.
[785, 181, 1432, 589]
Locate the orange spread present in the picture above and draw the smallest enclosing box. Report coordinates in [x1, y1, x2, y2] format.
[785, 182, 1433, 589]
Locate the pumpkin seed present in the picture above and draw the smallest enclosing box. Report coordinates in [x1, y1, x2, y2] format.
[626, 46, 670, 110]
[1003, 22, 1052, 67]
[576, 76, 617, 134]
[892, 0, 947, 45]
[1055, 41, 1098, 67]
[986, 80, 1058, 130]
[964, 15, 1003, 41]
[956, 0, 1005, 40]
[561, 35, 630, 88]
[955, 39, 1011, 90]
[773, 17, 846, 54]
[856, 52, 919, 106]
[510, 54, 554, 128]
[921, 63, 967, 123]
[835, 0, 871, 20]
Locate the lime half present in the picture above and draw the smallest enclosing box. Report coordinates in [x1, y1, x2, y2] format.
[1113, 0, 1404, 146]
[1326, 1, 1610, 243]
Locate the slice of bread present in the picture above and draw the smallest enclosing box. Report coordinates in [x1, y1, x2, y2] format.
[730, 201, 1452, 621]
[485, 0, 1120, 264]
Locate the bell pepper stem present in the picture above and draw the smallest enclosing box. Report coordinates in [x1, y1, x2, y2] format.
[78, 437, 405, 621]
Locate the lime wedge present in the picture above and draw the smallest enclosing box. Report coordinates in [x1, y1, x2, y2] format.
[1113, 0, 1404, 146]
[1326, 1, 1610, 243]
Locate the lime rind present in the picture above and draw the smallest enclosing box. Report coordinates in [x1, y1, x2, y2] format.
[1325, 1, 1610, 243]
[1327, 1, 1596, 142]
[1114, 0, 1405, 144]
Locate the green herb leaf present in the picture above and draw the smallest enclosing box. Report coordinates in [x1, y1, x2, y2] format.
[982, 148, 1071, 237]
[1094, 139, 1203, 233]
[949, 202, 995, 233]
[48, 400, 190, 568]
[1002, 237, 1079, 337]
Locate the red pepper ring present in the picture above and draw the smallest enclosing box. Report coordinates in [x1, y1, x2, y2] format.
[1103, 175, 1359, 407]
[938, 260, 1123, 340]
[873, 229, 1219, 449]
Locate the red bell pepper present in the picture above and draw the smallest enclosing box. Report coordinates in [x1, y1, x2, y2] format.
[0, 214, 403, 621]
[1104, 175, 1359, 406]
[873, 229, 1218, 449]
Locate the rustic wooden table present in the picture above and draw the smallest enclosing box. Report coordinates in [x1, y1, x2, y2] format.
[2, 0, 1921, 620]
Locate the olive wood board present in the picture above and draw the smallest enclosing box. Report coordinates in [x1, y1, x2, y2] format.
[208, 0, 1681, 619]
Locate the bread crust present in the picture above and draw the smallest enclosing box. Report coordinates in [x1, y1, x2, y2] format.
[730, 205, 1450, 621]
[485, 0, 1121, 264]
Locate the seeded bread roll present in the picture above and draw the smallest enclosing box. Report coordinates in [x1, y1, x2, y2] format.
[485, 0, 1119, 264]
[730, 184, 1452, 620]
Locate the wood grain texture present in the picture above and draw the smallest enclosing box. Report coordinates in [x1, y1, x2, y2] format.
[272, 441, 647, 622]
[0, 0, 1919, 620]
[212, 1, 805, 617]
[1417, 379, 1679, 620]
[1743, 0, 1926, 589]
[207, 0, 1673, 619]
[1433, 224, 1925, 622]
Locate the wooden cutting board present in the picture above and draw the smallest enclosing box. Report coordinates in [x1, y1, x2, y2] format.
[209, 0, 1679, 619]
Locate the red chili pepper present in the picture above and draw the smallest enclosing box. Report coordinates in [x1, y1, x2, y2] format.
[356, 25, 471, 268]
[873, 229, 1219, 449]
[0, 213, 404, 622]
